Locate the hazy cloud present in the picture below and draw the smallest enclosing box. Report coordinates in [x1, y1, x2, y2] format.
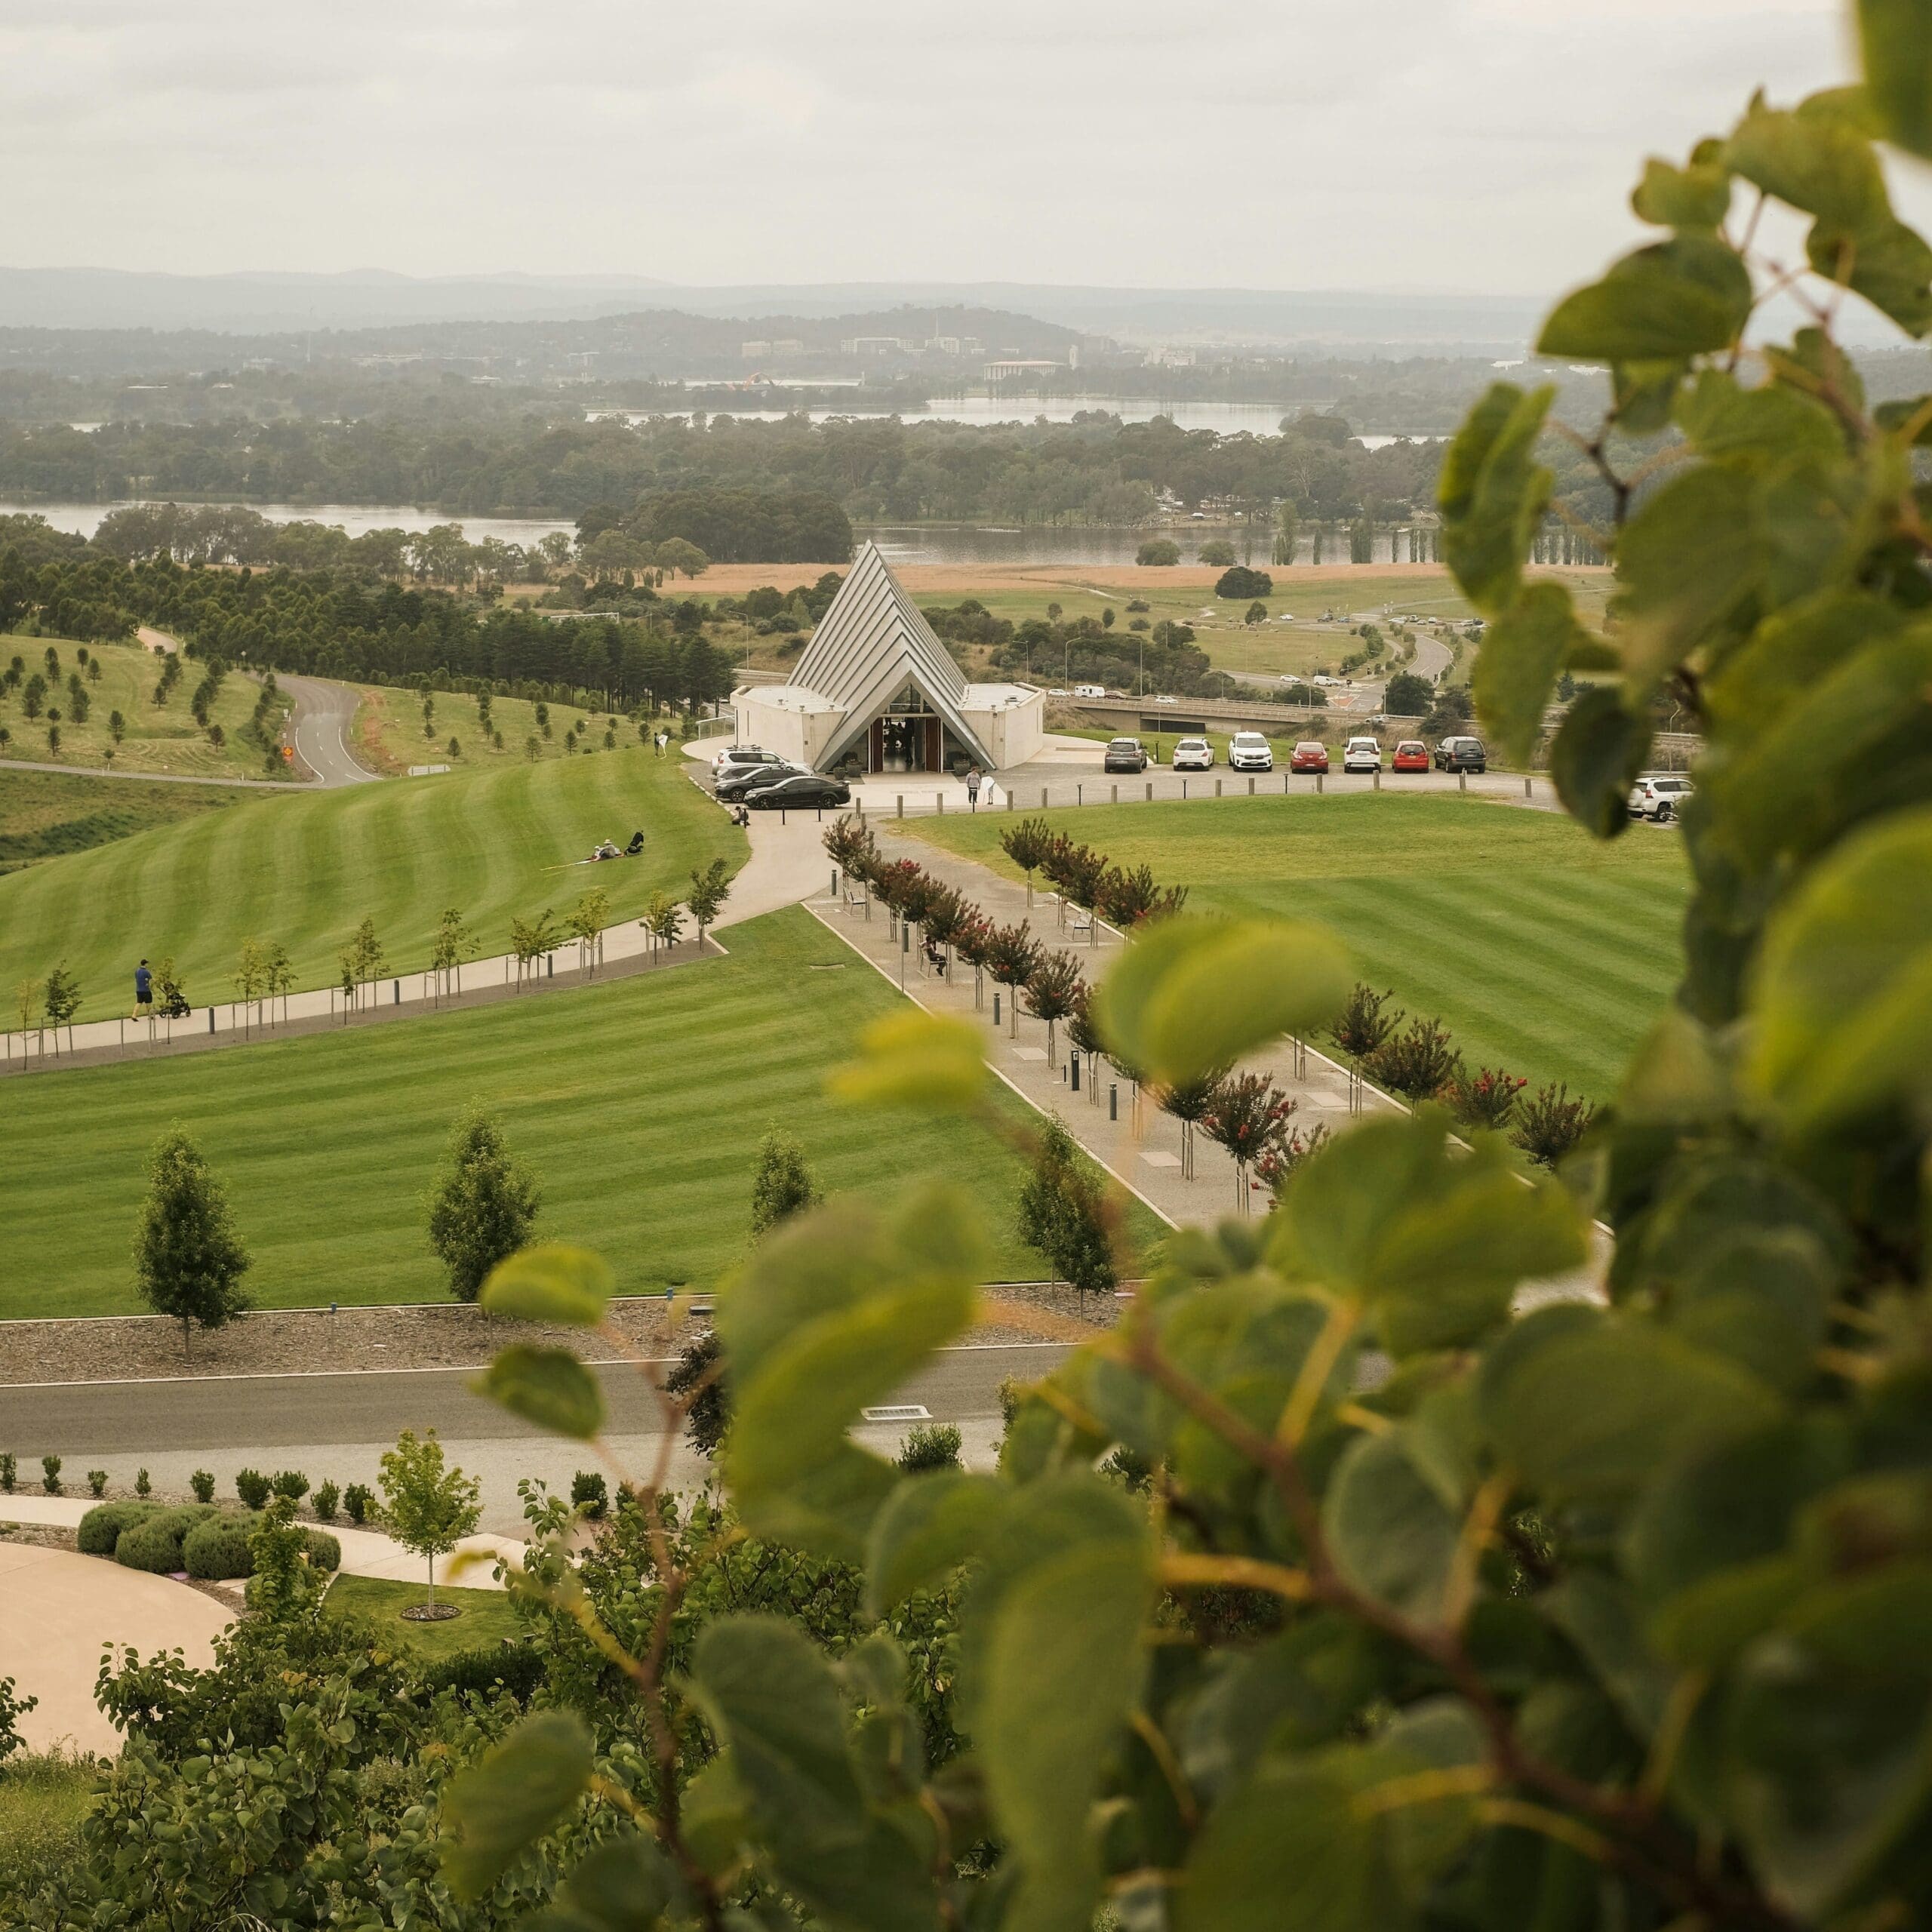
[5, 0, 1928, 298]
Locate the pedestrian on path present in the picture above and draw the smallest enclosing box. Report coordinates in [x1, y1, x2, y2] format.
[965, 764, 982, 811]
[133, 958, 152, 1019]
[654, 731, 668, 758]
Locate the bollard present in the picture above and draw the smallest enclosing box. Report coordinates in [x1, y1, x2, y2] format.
[897, 795, 903, 818]
[1072, 1052, 1081, 1093]
[207, 1007, 214, 1033]
[1284, 772, 1291, 794]
[993, 990, 1001, 1027]
[1040, 787, 1048, 809]
[1111, 784, 1118, 804]
[1077, 783, 1083, 805]
[1146, 780, 1152, 801]
[1215, 778, 1223, 798]
[1524, 775, 1532, 798]
[832, 868, 838, 897]
[1459, 771, 1467, 792]
[1317, 773, 1324, 794]
[937, 792, 943, 815]
[1248, 776, 1256, 795]
[1109, 1082, 1118, 1122]
[393, 979, 401, 1004]
[548, 954, 554, 977]
[781, 808, 787, 825]
[1373, 770, 1381, 792]
[1183, 779, 1189, 800]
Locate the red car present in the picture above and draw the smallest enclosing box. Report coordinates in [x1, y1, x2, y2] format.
[1392, 740, 1429, 773]
[1290, 740, 1330, 774]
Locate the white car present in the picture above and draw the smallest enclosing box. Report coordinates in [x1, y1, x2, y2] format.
[1343, 736, 1382, 773]
[1629, 776, 1694, 820]
[1171, 737, 1214, 771]
[1153, 694, 1180, 706]
[1312, 674, 1342, 688]
[1229, 731, 1275, 773]
[713, 745, 783, 777]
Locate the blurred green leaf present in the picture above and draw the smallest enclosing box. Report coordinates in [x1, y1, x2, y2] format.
[531, 1836, 672, 1932]
[1860, 0, 1932, 158]
[1632, 153, 1734, 230]
[440, 1710, 593, 1899]
[1613, 463, 1764, 685]
[1324, 1430, 1462, 1622]
[472, 1346, 605, 1440]
[1728, 98, 1890, 231]
[864, 1470, 1008, 1619]
[1479, 1309, 1784, 1502]
[687, 1616, 940, 1932]
[722, 1187, 984, 1559]
[828, 1009, 988, 1112]
[678, 1755, 750, 1880]
[1549, 686, 1651, 839]
[1473, 581, 1594, 767]
[963, 1475, 1151, 1932]
[479, 1244, 613, 1327]
[1437, 382, 1553, 616]
[1537, 235, 1751, 361]
[1094, 915, 1350, 1090]
[1749, 808, 1932, 1132]
[1268, 1112, 1587, 1357]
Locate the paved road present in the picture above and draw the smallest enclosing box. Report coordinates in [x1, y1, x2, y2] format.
[280, 671, 383, 786]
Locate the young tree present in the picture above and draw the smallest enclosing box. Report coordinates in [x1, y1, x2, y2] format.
[429, 906, 475, 1001]
[565, 887, 611, 978]
[1199, 1071, 1299, 1212]
[998, 817, 1054, 906]
[132, 1127, 251, 1359]
[686, 858, 731, 948]
[42, 963, 81, 1054]
[749, 1132, 820, 1237]
[1158, 1069, 1225, 1180]
[641, 891, 685, 959]
[509, 909, 557, 989]
[1016, 1115, 1117, 1308]
[377, 1428, 481, 1614]
[982, 921, 1044, 1036]
[1023, 952, 1084, 1066]
[665, 1330, 728, 1456]
[232, 937, 266, 1036]
[425, 1103, 541, 1302]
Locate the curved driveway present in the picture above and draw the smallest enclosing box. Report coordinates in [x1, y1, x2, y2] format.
[278, 672, 383, 786]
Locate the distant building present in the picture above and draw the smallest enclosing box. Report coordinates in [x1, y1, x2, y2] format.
[740, 340, 772, 358]
[983, 358, 1064, 380]
[731, 544, 1044, 774]
[842, 335, 918, 355]
[1144, 346, 1197, 368]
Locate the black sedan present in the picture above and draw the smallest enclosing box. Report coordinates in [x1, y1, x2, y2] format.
[717, 760, 806, 799]
[743, 772, 852, 810]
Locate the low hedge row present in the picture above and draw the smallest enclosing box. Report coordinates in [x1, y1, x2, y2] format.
[76, 1501, 341, 1580]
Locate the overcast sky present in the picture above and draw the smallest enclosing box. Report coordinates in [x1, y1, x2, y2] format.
[5, 0, 1927, 297]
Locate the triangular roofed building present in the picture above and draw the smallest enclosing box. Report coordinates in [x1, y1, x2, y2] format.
[729, 543, 1044, 775]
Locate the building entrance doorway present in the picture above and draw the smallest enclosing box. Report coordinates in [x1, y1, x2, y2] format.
[867, 714, 943, 773]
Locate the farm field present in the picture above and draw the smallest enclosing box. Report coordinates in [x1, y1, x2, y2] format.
[906, 791, 1689, 1101]
[347, 681, 640, 776]
[0, 744, 740, 1023]
[0, 768, 240, 873]
[0, 908, 1146, 1318]
[0, 635, 281, 780]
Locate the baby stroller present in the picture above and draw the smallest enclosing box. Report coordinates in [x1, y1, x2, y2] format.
[158, 983, 191, 1019]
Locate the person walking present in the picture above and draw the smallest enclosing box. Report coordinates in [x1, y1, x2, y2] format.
[965, 764, 983, 811]
[133, 958, 152, 1020]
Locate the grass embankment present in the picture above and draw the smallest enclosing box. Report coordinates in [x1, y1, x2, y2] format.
[0, 907, 1139, 1318]
[0, 746, 740, 1023]
[0, 769, 240, 874]
[348, 683, 634, 777]
[906, 792, 1688, 1101]
[0, 635, 276, 780]
[323, 1575, 525, 1659]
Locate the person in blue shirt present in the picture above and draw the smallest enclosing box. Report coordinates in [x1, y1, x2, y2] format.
[134, 958, 152, 1018]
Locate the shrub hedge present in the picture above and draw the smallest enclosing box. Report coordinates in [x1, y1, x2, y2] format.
[77, 1502, 147, 1557]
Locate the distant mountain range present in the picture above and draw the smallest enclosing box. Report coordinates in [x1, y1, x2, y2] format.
[0, 267, 1542, 349]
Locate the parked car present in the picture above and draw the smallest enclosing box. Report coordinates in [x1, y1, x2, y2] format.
[1343, 736, 1382, 773]
[1433, 735, 1487, 773]
[1103, 736, 1150, 773]
[743, 772, 852, 810]
[1392, 740, 1429, 773]
[717, 759, 806, 798]
[713, 746, 784, 777]
[1629, 776, 1694, 820]
[1291, 740, 1330, 774]
[1171, 737, 1214, 771]
[1229, 731, 1275, 772]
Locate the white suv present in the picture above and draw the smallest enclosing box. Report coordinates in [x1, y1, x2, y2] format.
[1629, 776, 1694, 820]
[1229, 731, 1274, 772]
[1171, 737, 1214, 771]
[1343, 736, 1382, 773]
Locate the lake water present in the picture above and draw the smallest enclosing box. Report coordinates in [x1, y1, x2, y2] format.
[0, 500, 577, 545]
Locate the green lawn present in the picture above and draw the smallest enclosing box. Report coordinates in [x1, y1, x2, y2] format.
[0, 745, 740, 1023]
[0, 768, 241, 874]
[905, 792, 1689, 1101]
[349, 681, 626, 777]
[323, 1574, 525, 1659]
[0, 908, 1120, 1317]
[0, 635, 278, 780]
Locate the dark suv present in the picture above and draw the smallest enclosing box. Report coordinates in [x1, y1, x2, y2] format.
[1433, 735, 1487, 774]
[1103, 737, 1149, 773]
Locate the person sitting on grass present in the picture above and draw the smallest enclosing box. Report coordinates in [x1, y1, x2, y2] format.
[624, 830, 645, 855]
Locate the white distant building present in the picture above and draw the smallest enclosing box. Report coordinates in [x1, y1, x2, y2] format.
[731, 544, 1044, 774]
[983, 358, 1065, 380]
[842, 335, 918, 355]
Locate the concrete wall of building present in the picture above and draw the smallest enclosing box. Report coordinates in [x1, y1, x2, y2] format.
[961, 691, 1046, 769]
[733, 689, 843, 768]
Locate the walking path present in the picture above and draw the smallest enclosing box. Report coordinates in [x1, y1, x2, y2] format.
[809, 831, 1608, 1303]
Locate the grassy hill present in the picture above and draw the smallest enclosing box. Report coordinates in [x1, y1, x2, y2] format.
[347, 681, 628, 776]
[906, 792, 1689, 1100]
[0, 769, 240, 874]
[0, 746, 741, 1023]
[0, 635, 278, 780]
[0, 909, 1146, 1318]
